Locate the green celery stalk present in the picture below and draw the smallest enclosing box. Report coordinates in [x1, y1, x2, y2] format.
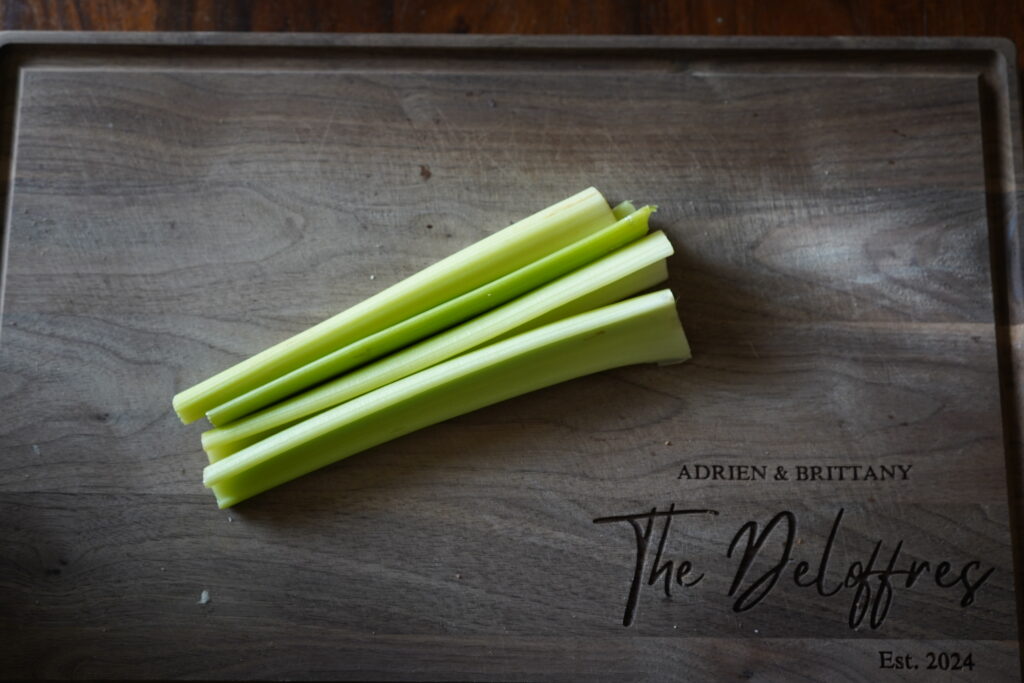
[499, 259, 668, 339]
[206, 206, 654, 426]
[201, 231, 674, 460]
[205, 288, 690, 507]
[173, 187, 617, 424]
[203, 258, 669, 463]
[613, 200, 638, 220]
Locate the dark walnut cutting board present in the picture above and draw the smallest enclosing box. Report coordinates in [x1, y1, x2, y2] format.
[0, 33, 1021, 681]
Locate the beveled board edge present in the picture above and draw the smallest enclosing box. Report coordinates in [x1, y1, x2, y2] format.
[0, 31, 1019, 660]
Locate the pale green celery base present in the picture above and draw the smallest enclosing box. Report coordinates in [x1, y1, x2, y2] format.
[173, 187, 617, 424]
[205, 206, 653, 427]
[207, 289, 690, 508]
[200, 231, 673, 459]
[202, 258, 668, 464]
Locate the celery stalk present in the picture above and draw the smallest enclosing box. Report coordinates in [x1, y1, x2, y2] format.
[504, 259, 668, 338]
[206, 206, 654, 426]
[205, 289, 690, 507]
[612, 200, 637, 220]
[203, 259, 669, 463]
[172, 187, 617, 424]
[201, 231, 673, 460]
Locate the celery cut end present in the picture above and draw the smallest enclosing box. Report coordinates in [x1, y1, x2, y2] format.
[612, 200, 637, 219]
[172, 395, 204, 425]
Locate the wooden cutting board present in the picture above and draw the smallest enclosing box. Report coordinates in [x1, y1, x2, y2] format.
[1, 33, 1021, 681]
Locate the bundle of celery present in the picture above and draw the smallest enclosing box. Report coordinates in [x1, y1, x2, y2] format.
[174, 188, 691, 508]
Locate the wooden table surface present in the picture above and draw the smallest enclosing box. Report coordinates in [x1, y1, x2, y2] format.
[2, 0, 1023, 70]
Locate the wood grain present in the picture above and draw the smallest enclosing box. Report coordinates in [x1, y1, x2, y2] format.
[0, 35, 1020, 680]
